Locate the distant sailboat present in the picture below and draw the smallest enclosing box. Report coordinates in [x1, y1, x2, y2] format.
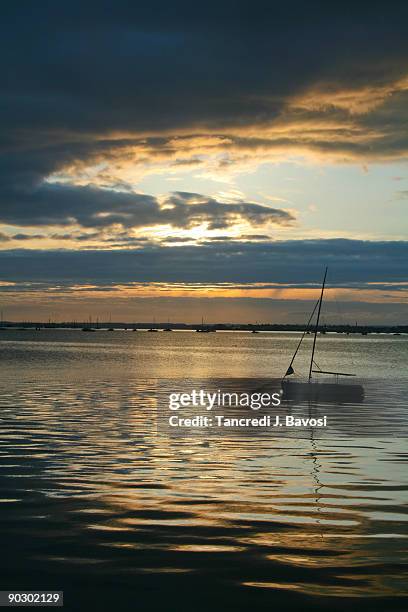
[163, 317, 173, 331]
[148, 317, 158, 332]
[82, 315, 95, 332]
[196, 316, 213, 332]
[281, 268, 364, 402]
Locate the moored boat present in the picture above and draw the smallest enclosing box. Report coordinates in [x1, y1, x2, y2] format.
[281, 268, 364, 403]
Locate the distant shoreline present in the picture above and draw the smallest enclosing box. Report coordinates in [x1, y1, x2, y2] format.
[1, 322, 407, 335]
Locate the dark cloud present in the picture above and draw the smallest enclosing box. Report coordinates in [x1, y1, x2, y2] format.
[0, 240, 406, 288]
[0, 182, 294, 230]
[171, 158, 204, 167]
[0, 4, 407, 152]
[1, 2, 407, 135]
[0, 2, 407, 236]
[12, 233, 45, 241]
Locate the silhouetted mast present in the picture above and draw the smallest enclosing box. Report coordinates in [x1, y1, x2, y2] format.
[308, 267, 327, 381]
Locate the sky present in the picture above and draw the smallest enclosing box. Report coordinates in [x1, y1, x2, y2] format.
[0, 1, 407, 323]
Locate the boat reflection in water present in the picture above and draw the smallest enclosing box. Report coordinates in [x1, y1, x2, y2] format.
[281, 267, 364, 403]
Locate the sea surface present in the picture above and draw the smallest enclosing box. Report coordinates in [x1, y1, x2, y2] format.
[0, 330, 407, 611]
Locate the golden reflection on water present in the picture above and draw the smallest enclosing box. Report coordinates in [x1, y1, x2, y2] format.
[0, 332, 407, 608]
[242, 579, 408, 598]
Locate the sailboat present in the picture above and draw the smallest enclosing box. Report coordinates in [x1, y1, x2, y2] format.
[147, 317, 158, 332]
[281, 268, 364, 402]
[82, 315, 95, 332]
[196, 316, 211, 332]
[163, 317, 173, 331]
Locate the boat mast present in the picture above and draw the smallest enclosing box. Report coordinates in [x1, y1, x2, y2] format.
[284, 298, 319, 377]
[308, 267, 328, 381]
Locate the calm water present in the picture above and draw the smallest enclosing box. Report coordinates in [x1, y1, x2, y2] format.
[0, 330, 407, 611]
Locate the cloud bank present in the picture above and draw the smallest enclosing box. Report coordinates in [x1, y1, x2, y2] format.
[0, 2, 407, 241]
[0, 240, 406, 288]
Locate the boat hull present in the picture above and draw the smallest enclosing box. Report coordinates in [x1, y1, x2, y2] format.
[281, 380, 364, 403]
